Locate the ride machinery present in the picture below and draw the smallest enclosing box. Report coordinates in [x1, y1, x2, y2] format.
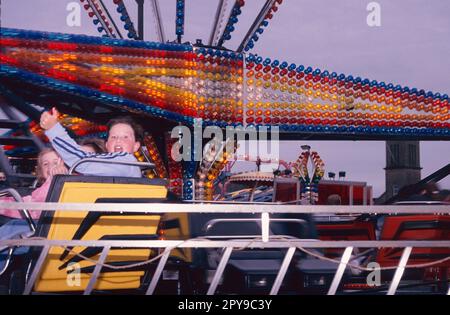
[1, 0, 449, 192]
[0, 1, 449, 295]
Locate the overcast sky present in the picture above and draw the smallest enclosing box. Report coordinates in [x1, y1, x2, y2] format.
[1, 0, 449, 197]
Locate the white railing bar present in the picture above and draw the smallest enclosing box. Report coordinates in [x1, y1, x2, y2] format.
[207, 247, 233, 295]
[23, 245, 50, 295]
[327, 246, 354, 295]
[387, 246, 413, 295]
[262, 212, 270, 242]
[270, 247, 296, 295]
[146, 248, 172, 295]
[83, 246, 110, 295]
[2, 239, 449, 249]
[0, 202, 448, 214]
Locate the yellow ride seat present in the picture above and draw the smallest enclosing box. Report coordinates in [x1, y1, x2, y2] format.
[30, 175, 167, 293]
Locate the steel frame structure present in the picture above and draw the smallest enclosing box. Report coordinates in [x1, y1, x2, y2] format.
[1, 202, 449, 295]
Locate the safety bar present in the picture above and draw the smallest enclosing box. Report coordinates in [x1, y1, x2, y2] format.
[0, 188, 36, 233]
[0, 188, 36, 278]
[203, 218, 308, 239]
[68, 158, 155, 175]
[0, 247, 14, 276]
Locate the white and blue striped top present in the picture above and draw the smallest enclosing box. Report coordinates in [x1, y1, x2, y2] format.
[45, 123, 141, 178]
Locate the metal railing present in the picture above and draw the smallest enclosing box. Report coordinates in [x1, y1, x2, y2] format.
[0, 188, 36, 278]
[0, 188, 36, 233]
[0, 202, 449, 295]
[68, 158, 155, 175]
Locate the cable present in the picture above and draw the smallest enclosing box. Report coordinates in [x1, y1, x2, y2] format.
[22, 236, 450, 273]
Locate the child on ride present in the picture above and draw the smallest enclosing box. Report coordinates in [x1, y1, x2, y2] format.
[40, 108, 143, 178]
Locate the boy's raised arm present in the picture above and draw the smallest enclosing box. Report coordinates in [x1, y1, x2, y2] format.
[41, 108, 142, 177]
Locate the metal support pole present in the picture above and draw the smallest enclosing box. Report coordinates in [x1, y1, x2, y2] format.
[207, 247, 233, 295]
[270, 247, 296, 295]
[136, 0, 145, 40]
[237, 0, 276, 52]
[98, 0, 123, 39]
[387, 246, 412, 295]
[86, 0, 114, 38]
[23, 245, 50, 295]
[327, 246, 353, 295]
[146, 248, 172, 295]
[150, 0, 166, 42]
[83, 246, 111, 295]
[209, 0, 226, 45]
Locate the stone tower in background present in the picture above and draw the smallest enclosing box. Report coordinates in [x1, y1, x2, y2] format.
[377, 141, 421, 203]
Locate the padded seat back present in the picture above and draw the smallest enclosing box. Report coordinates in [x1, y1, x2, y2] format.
[316, 220, 376, 258]
[31, 175, 167, 293]
[376, 215, 450, 267]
